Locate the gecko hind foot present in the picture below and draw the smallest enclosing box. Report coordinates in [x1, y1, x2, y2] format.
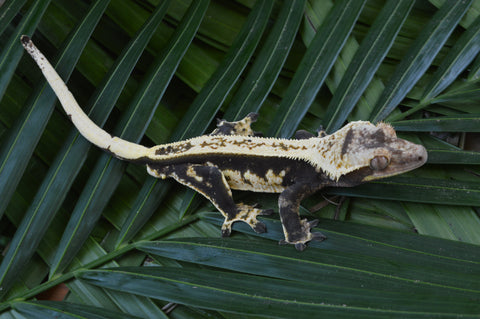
[279, 218, 327, 250]
[312, 232, 327, 241]
[221, 203, 272, 237]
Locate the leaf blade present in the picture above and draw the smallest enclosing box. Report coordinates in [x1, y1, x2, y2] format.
[421, 14, 480, 102]
[0, 0, 51, 217]
[13, 300, 143, 319]
[49, 0, 176, 276]
[268, 0, 366, 138]
[115, 0, 210, 247]
[79, 265, 480, 317]
[137, 236, 480, 292]
[323, 0, 414, 132]
[0, 0, 49, 101]
[171, 0, 274, 140]
[223, 0, 305, 120]
[118, 0, 275, 248]
[0, 0, 110, 299]
[328, 177, 480, 207]
[9, 0, 172, 286]
[370, 0, 474, 122]
[392, 114, 480, 132]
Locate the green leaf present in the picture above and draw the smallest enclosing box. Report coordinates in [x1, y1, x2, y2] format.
[137, 236, 480, 291]
[49, 0, 175, 276]
[171, 0, 273, 141]
[421, 14, 480, 102]
[403, 202, 480, 243]
[115, 0, 210, 247]
[417, 134, 480, 164]
[0, 0, 52, 219]
[329, 177, 480, 207]
[66, 279, 169, 319]
[468, 46, 480, 80]
[13, 300, 143, 319]
[427, 149, 480, 164]
[2, 1, 480, 317]
[323, 0, 414, 132]
[430, 83, 480, 103]
[0, 0, 109, 299]
[79, 258, 480, 317]
[2, 0, 170, 294]
[0, 0, 28, 37]
[392, 114, 480, 131]
[118, 0, 274, 248]
[223, 0, 305, 120]
[268, 0, 366, 138]
[370, 0, 474, 122]
[0, 0, 48, 101]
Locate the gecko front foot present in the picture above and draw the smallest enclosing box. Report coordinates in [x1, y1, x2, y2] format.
[279, 219, 327, 251]
[221, 203, 273, 237]
[212, 112, 260, 136]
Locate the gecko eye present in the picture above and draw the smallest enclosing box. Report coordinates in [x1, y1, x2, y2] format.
[370, 156, 389, 170]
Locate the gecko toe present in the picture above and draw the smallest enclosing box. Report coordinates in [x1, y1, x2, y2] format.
[221, 221, 233, 237]
[260, 208, 274, 216]
[308, 219, 319, 228]
[295, 243, 307, 251]
[253, 221, 267, 234]
[246, 112, 259, 122]
[250, 203, 273, 215]
[221, 229, 231, 237]
[312, 232, 327, 241]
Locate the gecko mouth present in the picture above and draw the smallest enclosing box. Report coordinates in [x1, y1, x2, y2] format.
[363, 142, 428, 182]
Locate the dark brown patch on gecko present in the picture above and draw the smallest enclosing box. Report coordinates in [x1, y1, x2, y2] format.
[341, 128, 354, 156]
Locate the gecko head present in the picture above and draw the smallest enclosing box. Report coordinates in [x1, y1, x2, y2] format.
[313, 121, 427, 182]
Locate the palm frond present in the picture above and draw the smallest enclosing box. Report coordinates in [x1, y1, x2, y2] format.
[0, 0, 479, 318]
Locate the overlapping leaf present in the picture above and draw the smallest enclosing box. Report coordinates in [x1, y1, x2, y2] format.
[370, 0, 473, 122]
[0, 0, 479, 318]
[224, 0, 305, 120]
[79, 265, 480, 318]
[78, 222, 480, 318]
[0, 0, 109, 298]
[13, 301, 143, 319]
[48, 0, 193, 276]
[0, 0, 48, 102]
[116, 0, 274, 248]
[115, 0, 210, 247]
[323, 0, 414, 132]
[268, 0, 366, 137]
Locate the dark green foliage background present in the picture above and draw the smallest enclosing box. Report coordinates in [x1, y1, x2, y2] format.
[0, 0, 479, 318]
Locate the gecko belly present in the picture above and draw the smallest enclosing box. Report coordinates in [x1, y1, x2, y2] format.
[147, 154, 322, 194]
[222, 168, 287, 193]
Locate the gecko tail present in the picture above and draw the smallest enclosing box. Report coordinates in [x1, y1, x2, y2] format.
[20, 35, 149, 161]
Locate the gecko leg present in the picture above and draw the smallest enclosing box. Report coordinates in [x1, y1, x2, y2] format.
[147, 164, 271, 236]
[278, 183, 326, 251]
[211, 112, 261, 136]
